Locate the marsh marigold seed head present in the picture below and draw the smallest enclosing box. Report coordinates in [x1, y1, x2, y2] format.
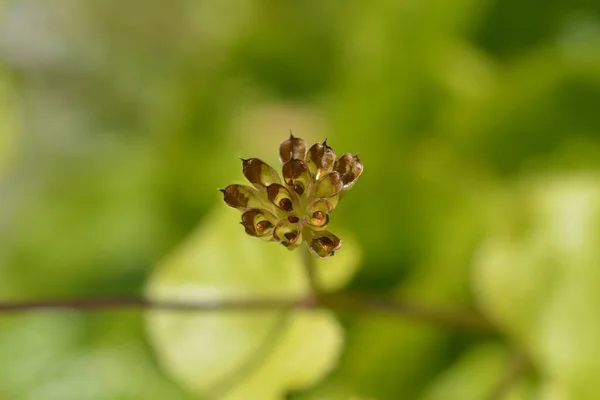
[221, 134, 363, 258]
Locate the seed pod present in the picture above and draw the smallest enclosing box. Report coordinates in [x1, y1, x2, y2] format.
[305, 198, 333, 230]
[279, 134, 307, 163]
[282, 158, 312, 196]
[241, 158, 282, 189]
[241, 209, 277, 239]
[221, 133, 363, 258]
[273, 220, 302, 249]
[220, 185, 264, 210]
[309, 231, 342, 258]
[306, 139, 336, 179]
[334, 153, 364, 188]
[312, 171, 343, 199]
[266, 183, 295, 212]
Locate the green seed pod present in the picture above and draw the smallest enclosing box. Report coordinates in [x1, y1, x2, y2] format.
[313, 171, 343, 199]
[309, 232, 342, 258]
[273, 220, 302, 249]
[305, 198, 333, 230]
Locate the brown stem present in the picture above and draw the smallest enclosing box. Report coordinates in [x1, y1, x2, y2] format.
[0, 296, 313, 312]
[321, 293, 496, 333]
[0, 293, 495, 333]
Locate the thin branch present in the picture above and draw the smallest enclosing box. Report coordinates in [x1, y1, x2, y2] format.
[0, 296, 313, 313]
[321, 293, 496, 333]
[0, 293, 495, 333]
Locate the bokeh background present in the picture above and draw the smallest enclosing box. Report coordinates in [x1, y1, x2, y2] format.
[2, 0, 600, 399]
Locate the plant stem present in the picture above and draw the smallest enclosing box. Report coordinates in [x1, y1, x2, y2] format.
[0, 296, 307, 312]
[321, 292, 495, 332]
[0, 293, 495, 333]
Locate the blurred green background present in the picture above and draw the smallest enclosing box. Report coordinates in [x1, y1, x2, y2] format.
[2, 0, 600, 399]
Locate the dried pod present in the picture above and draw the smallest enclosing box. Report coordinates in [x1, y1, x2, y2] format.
[266, 183, 295, 212]
[221, 133, 362, 257]
[306, 139, 336, 179]
[309, 232, 342, 258]
[279, 134, 307, 163]
[282, 158, 312, 196]
[241, 209, 278, 239]
[334, 153, 364, 188]
[241, 158, 282, 189]
[220, 185, 264, 210]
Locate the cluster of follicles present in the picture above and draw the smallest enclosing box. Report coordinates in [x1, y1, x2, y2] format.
[220, 134, 363, 258]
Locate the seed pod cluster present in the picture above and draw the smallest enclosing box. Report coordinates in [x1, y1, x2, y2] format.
[221, 134, 363, 258]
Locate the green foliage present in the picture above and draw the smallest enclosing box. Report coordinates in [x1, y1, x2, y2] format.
[146, 207, 357, 398]
[1, 0, 600, 398]
[474, 174, 600, 399]
[421, 342, 531, 400]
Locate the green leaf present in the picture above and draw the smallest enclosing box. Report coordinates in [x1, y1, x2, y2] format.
[146, 207, 359, 398]
[474, 174, 600, 399]
[421, 342, 534, 400]
[0, 314, 194, 399]
[219, 311, 343, 400]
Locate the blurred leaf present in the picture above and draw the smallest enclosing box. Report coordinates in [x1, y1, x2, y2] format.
[0, 314, 193, 400]
[146, 207, 359, 398]
[444, 50, 600, 175]
[221, 311, 343, 400]
[474, 173, 600, 399]
[421, 342, 534, 400]
[474, 0, 600, 59]
[314, 227, 361, 292]
[0, 65, 16, 178]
